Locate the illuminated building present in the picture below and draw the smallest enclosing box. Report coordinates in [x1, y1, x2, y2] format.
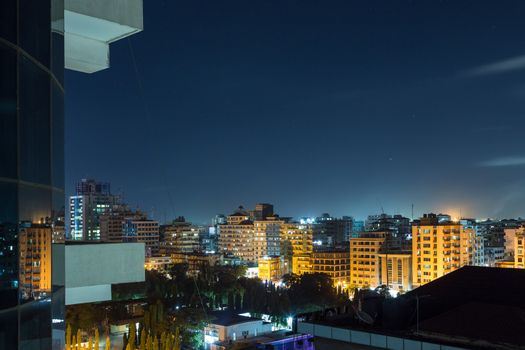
[171, 253, 220, 276]
[280, 223, 313, 274]
[218, 209, 256, 262]
[99, 204, 139, 242]
[258, 256, 283, 282]
[19, 223, 53, 300]
[204, 311, 272, 349]
[377, 251, 412, 292]
[226, 207, 250, 225]
[512, 227, 525, 268]
[124, 218, 160, 256]
[349, 231, 388, 289]
[315, 213, 354, 244]
[312, 249, 350, 292]
[144, 256, 173, 271]
[160, 219, 200, 255]
[69, 179, 121, 241]
[292, 255, 313, 275]
[460, 219, 485, 266]
[254, 218, 284, 261]
[365, 213, 411, 237]
[412, 214, 474, 287]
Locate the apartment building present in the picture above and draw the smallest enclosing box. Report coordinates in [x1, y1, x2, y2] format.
[412, 214, 474, 287]
[349, 231, 388, 289]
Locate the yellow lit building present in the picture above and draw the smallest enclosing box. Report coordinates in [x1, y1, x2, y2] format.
[349, 231, 388, 289]
[292, 255, 312, 275]
[171, 252, 220, 276]
[412, 214, 474, 287]
[144, 256, 173, 271]
[19, 224, 52, 299]
[513, 227, 525, 268]
[312, 249, 350, 292]
[218, 221, 255, 263]
[254, 218, 284, 261]
[258, 256, 283, 282]
[377, 252, 412, 292]
[281, 223, 313, 275]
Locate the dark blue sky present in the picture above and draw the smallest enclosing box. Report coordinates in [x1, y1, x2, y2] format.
[66, 0, 525, 223]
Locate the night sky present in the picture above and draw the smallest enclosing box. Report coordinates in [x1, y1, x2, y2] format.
[66, 1, 525, 223]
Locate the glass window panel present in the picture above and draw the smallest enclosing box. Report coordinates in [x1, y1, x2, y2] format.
[0, 181, 19, 308]
[51, 83, 64, 190]
[0, 308, 18, 349]
[20, 299, 52, 350]
[0, 43, 18, 179]
[18, 185, 52, 224]
[51, 32, 64, 86]
[19, 0, 51, 68]
[19, 55, 52, 186]
[0, 0, 17, 44]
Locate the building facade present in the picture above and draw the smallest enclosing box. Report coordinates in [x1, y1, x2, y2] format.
[258, 256, 283, 282]
[377, 252, 412, 292]
[349, 232, 388, 289]
[312, 249, 350, 292]
[412, 214, 474, 287]
[69, 179, 120, 241]
[160, 220, 200, 255]
[124, 218, 160, 256]
[253, 218, 284, 260]
[0, 0, 65, 347]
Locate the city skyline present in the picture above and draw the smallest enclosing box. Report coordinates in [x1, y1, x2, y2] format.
[66, 1, 525, 223]
[67, 178, 523, 225]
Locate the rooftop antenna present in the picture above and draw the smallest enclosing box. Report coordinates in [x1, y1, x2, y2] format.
[377, 198, 385, 214]
[411, 204, 414, 221]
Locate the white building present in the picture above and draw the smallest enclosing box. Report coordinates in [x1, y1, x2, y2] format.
[204, 312, 272, 350]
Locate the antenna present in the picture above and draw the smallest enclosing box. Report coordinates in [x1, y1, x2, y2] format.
[411, 204, 414, 221]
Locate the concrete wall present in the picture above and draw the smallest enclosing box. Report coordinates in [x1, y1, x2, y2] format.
[297, 322, 467, 350]
[61, 243, 145, 304]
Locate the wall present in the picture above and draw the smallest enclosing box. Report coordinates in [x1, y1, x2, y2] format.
[297, 322, 466, 350]
[57, 243, 145, 304]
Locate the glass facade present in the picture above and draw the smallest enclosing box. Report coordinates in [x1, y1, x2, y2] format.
[0, 0, 64, 349]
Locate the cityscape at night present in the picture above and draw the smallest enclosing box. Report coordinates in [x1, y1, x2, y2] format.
[2, 1, 525, 350]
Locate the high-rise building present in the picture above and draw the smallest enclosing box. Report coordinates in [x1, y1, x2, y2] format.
[0, 0, 65, 347]
[313, 214, 353, 245]
[19, 223, 53, 301]
[365, 213, 411, 237]
[124, 217, 160, 256]
[461, 219, 485, 266]
[0, 0, 142, 347]
[349, 231, 389, 289]
[254, 218, 284, 260]
[160, 219, 200, 255]
[99, 204, 137, 242]
[218, 209, 256, 262]
[280, 223, 313, 274]
[69, 179, 120, 241]
[412, 214, 474, 287]
[312, 249, 350, 293]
